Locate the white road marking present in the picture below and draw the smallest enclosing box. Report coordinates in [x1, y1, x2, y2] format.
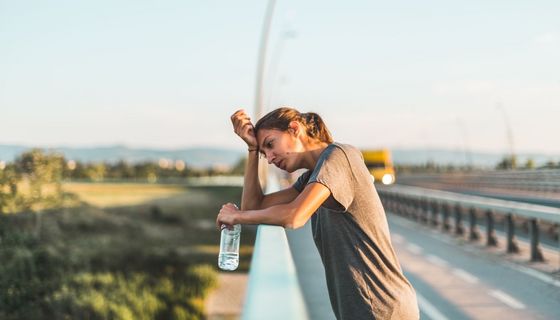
[489, 290, 526, 309]
[452, 268, 479, 284]
[426, 255, 449, 267]
[504, 261, 560, 288]
[406, 243, 423, 254]
[416, 292, 449, 320]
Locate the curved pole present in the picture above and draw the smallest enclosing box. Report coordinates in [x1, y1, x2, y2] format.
[496, 102, 516, 169]
[254, 0, 277, 120]
[254, 0, 277, 188]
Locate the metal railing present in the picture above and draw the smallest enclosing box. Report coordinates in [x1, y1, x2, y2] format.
[378, 185, 560, 262]
[398, 169, 560, 193]
[242, 174, 309, 320]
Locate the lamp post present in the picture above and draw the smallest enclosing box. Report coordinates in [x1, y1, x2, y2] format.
[254, 0, 277, 120]
[496, 102, 516, 169]
[266, 30, 297, 108]
[456, 118, 473, 169]
[254, 0, 277, 188]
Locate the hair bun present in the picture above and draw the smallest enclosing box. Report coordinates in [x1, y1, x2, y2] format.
[303, 112, 316, 123]
[254, 107, 333, 144]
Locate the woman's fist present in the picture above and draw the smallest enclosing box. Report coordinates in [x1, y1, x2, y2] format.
[231, 109, 258, 150]
[216, 202, 240, 230]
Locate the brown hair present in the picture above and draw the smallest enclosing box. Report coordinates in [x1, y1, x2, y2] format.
[254, 107, 333, 144]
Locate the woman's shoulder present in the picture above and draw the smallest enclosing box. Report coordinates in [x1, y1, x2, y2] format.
[330, 142, 362, 157]
[316, 142, 363, 167]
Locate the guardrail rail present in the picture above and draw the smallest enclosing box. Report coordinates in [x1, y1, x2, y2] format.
[242, 175, 309, 320]
[378, 185, 560, 262]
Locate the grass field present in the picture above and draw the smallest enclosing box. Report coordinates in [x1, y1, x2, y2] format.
[63, 182, 187, 208]
[0, 182, 256, 320]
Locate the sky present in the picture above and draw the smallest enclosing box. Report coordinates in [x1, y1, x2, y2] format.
[1, 0, 559, 155]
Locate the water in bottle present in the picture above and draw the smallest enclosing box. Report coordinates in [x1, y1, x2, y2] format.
[218, 223, 241, 271]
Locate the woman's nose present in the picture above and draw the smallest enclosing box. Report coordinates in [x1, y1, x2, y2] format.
[266, 152, 275, 164]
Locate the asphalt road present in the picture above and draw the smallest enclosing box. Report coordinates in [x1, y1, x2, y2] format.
[286, 214, 560, 320]
[389, 214, 560, 320]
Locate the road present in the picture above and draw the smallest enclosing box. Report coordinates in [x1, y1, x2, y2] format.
[389, 213, 560, 320]
[286, 213, 560, 320]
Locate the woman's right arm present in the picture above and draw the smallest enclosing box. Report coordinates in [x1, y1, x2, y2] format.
[241, 149, 299, 210]
[240, 148, 264, 210]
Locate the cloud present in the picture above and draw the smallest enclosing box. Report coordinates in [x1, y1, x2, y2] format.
[432, 80, 496, 96]
[534, 32, 558, 45]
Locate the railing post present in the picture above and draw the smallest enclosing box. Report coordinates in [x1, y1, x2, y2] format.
[385, 193, 398, 214]
[506, 213, 519, 253]
[469, 207, 480, 241]
[404, 198, 413, 218]
[396, 194, 403, 215]
[384, 193, 393, 213]
[421, 198, 429, 224]
[414, 199, 422, 222]
[454, 204, 464, 236]
[529, 218, 545, 262]
[392, 194, 399, 214]
[485, 210, 498, 246]
[430, 201, 439, 227]
[442, 203, 451, 232]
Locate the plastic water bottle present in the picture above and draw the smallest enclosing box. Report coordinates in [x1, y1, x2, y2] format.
[218, 223, 241, 271]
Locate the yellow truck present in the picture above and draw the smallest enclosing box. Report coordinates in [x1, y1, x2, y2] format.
[361, 149, 396, 185]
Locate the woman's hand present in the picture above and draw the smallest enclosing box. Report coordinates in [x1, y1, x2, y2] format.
[216, 203, 241, 230]
[231, 109, 258, 150]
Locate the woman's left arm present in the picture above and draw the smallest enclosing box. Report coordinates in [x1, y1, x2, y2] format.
[216, 182, 331, 230]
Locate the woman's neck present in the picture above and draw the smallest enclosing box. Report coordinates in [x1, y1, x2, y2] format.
[301, 141, 330, 170]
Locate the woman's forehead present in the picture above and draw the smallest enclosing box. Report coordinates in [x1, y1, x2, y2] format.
[256, 128, 284, 144]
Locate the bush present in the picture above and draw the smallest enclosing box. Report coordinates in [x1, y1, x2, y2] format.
[48, 266, 217, 320]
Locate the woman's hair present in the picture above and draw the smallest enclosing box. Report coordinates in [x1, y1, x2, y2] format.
[254, 107, 333, 144]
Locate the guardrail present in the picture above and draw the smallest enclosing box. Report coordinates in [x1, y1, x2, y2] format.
[242, 174, 309, 320]
[398, 169, 560, 193]
[377, 185, 560, 262]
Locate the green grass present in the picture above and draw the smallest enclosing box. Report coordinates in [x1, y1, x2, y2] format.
[63, 182, 186, 207]
[0, 183, 256, 320]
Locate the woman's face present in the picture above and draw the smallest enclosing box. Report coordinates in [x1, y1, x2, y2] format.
[256, 127, 302, 172]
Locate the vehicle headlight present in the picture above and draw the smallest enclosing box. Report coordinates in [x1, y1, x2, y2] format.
[371, 174, 375, 183]
[382, 173, 394, 185]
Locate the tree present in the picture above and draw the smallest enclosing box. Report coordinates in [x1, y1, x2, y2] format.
[0, 163, 21, 213]
[84, 163, 107, 181]
[543, 160, 557, 169]
[229, 157, 247, 175]
[524, 158, 535, 169]
[14, 149, 65, 207]
[496, 155, 517, 170]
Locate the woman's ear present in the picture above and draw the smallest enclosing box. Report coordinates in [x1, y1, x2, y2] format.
[288, 121, 300, 136]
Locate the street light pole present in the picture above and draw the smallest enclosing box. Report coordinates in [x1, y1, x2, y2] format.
[266, 30, 296, 108]
[254, 0, 277, 120]
[496, 102, 516, 169]
[456, 118, 473, 169]
[254, 0, 277, 188]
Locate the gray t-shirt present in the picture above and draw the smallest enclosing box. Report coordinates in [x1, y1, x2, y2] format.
[293, 142, 419, 320]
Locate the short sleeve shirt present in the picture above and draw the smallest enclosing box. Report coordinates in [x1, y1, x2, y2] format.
[293, 142, 419, 320]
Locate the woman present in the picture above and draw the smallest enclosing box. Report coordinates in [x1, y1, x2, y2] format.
[216, 107, 419, 320]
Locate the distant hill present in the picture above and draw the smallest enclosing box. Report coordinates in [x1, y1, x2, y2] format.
[1, 144, 558, 169]
[0, 144, 244, 169]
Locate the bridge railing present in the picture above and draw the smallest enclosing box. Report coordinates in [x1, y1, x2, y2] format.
[378, 184, 560, 262]
[398, 169, 560, 193]
[241, 174, 309, 320]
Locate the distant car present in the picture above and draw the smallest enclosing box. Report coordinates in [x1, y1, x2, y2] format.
[361, 149, 396, 185]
